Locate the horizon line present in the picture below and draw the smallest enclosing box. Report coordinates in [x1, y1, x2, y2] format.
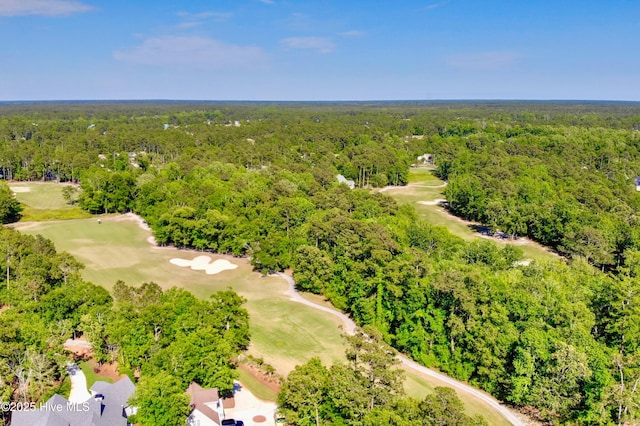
[1, 99, 639, 104]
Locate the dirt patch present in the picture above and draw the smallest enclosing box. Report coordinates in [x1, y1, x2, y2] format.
[253, 415, 267, 423]
[63, 337, 93, 358]
[239, 363, 281, 395]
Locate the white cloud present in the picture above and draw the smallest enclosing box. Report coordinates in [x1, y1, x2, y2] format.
[423, 2, 447, 10]
[177, 11, 232, 22]
[445, 51, 521, 71]
[339, 30, 364, 37]
[0, 0, 93, 16]
[281, 37, 335, 54]
[113, 36, 268, 70]
[176, 21, 201, 29]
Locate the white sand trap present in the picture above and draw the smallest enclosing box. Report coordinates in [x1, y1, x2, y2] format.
[418, 199, 447, 205]
[10, 187, 31, 193]
[170, 258, 193, 267]
[190, 255, 213, 271]
[170, 256, 238, 275]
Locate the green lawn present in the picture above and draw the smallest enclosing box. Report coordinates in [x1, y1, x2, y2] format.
[403, 372, 511, 426]
[385, 169, 556, 261]
[407, 167, 440, 183]
[10, 182, 90, 221]
[79, 360, 114, 388]
[236, 369, 278, 402]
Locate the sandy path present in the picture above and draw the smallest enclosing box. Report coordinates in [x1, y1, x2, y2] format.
[278, 272, 356, 335]
[279, 272, 525, 426]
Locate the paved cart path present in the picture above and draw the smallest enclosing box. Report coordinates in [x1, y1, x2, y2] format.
[279, 272, 526, 426]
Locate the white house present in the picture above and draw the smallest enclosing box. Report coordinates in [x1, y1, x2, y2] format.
[186, 382, 227, 426]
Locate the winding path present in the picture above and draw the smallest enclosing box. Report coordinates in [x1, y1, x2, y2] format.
[278, 272, 525, 426]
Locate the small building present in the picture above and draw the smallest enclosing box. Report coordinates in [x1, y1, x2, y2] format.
[186, 382, 227, 426]
[336, 174, 355, 189]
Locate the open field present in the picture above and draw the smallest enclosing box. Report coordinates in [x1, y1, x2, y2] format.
[9, 181, 91, 221]
[383, 170, 557, 261]
[11, 182, 515, 423]
[407, 166, 440, 183]
[9, 181, 71, 209]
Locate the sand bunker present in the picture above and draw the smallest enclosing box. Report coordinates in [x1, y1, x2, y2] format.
[170, 255, 238, 275]
[10, 187, 31, 193]
[418, 199, 447, 205]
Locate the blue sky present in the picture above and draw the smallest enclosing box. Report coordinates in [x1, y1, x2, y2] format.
[1, 0, 638, 101]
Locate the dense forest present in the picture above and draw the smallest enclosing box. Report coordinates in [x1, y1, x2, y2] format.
[3, 101, 640, 424]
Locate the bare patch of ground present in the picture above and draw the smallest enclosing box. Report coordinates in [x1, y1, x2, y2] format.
[418, 199, 447, 205]
[63, 337, 93, 358]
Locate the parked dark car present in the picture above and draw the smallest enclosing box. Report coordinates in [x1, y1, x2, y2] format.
[221, 420, 244, 426]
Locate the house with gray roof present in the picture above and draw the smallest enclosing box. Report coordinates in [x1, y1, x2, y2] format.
[11, 376, 136, 426]
[336, 174, 355, 189]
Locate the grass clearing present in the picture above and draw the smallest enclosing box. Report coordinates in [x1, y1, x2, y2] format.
[407, 167, 440, 183]
[236, 369, 278, 402]
[10, 182, 73, 209]
[10, 182, 90, 221]
[385, 169, 556, 261]
[79, 360, 113, 388]
[402, 372, 511, 426]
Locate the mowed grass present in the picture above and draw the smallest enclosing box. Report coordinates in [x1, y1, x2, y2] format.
[403, 373, 511, 426]
[79, 360, 113, 388]
[384, 170, 556, 261]
[10, 182, 90, 221]
[407, 166, 440, 183]
[236, 369, 278, 402]
[10, 181, 73, 209]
